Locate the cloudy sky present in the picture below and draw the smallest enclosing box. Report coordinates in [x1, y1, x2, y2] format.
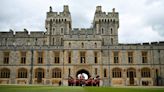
[0, 0, 164, 43]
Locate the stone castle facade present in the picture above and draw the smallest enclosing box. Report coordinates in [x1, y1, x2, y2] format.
[0, 5, 164, 86]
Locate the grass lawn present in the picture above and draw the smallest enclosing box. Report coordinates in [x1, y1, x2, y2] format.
[0, 85, 164, 92]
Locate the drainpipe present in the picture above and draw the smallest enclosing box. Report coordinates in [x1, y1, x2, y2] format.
[29, 47, 34, 84]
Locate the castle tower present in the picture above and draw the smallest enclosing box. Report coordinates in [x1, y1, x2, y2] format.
[93, 6, 119, 45]
[45, 5, 72, 46]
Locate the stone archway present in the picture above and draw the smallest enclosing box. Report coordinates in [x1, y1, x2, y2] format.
[76, 69, 90, 80]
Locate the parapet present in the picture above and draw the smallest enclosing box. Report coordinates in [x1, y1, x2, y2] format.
[47, 5, 71, 18]
[119, 41, 164, 46]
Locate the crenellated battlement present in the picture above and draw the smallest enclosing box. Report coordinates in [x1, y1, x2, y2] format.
[94, 6, 119, 22]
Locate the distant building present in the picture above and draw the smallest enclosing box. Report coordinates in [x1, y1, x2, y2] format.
[0, 5, 164, 86]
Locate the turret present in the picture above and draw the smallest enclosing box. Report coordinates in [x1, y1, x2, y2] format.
[63, 5, 70, 13]
[93, 6, 119, 45]
[95, 6, 102, 13]
[45, 5, 72, 46]
[49, 6, 52, 12]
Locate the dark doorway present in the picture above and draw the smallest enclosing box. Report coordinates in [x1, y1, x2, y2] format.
[129, 71, 134, 85]
[35, 68, 44, 83]
[37, 72, 42, 83]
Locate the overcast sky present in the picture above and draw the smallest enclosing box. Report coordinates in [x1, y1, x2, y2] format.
[0, 0, 164, 43]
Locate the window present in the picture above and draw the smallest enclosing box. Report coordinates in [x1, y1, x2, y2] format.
[141, 68, 151, 78]
[111, 38, 113, 44]
[104, 68, 107, 77]
[35, 68, 44, 78]
[111, 28, 113, 34]
[113, 52, 119, 63]
[18, 68, 27, 78]
[68, 52, 71, 63]
[35, 38, 37, 45]
[54, 51, 60, 63]
[112, 68, 122, 78]
[3, 52, 9, 64]
[81, 43, 84, 48]
[142, 51, 148, 63]
[101, 28, 104, 34]
[128, 52, 133, 63]
[52, 68, 61, 78]
[53, 28, 55, 35]
[0, 68, 10, 78]
[38, 51, 43, 64]
[61, 38, 63, 45]
[61, 28, 64, 34]
[80, 52, 86, 63]
[69, 42, 71, 48]
[94, 52, 98, 63]
[95, 68, 97, 75]
[21, 52, 26, 64]
[127, 68, 136, 78]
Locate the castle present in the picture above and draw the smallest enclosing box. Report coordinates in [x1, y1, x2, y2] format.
[0, 5, 164, 86]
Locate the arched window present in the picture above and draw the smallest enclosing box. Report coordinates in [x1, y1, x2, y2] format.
[69, 42, 71, 48]
[35, 38, 37, 45]
[81, 42, 84, 48]
[68, 52, 71, 63]
[111, 38, 113, 44]
[52, 68, 62, 78]
[18, 68, 27, 78]
[95, 68, 97, 75]
[111, 28, 113, 34]
[35, 68, 44, 78]
[53, 28, 55, 35]
[141, 68, 151, 78]
[68, 68, 71, 76]
[94, 52, 98, 63]
[101, 28, 104, 34]
[61, 28, 64, 34]
[127, 68, 136, 78]
[0, 68, 10, 78]
[112, 68, 122, 78]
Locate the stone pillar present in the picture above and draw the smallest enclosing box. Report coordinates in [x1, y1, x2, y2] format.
[138, 68, 141, 86]
[10, 66, 16, 84]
